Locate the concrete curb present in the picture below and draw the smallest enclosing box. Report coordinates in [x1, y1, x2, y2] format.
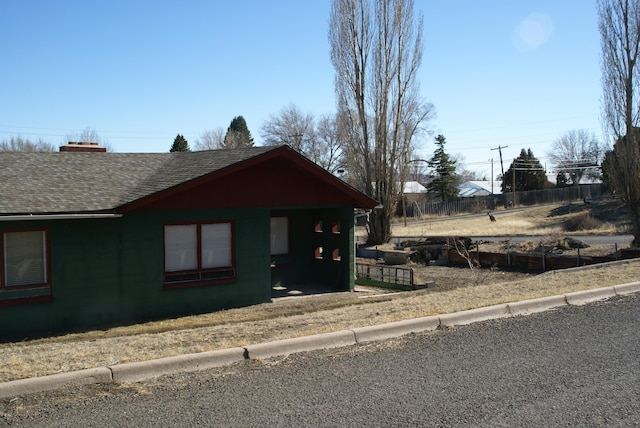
[352, 316, 440, 343]
[1, 282, 639, 399]
[110, 347, 247, 383]
[507, 295, 568, 316]
[245, 330, 356, 360]
[565, 286, 618, 305]
[439, 304, 510, 327]
[613, 281, 640, 295]
[0, 368, 112, 399]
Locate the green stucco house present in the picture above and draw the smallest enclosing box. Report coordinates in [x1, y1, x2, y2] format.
[0, 144, 377, 338]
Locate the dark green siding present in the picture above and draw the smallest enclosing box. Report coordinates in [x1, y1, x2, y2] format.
[270, 207, 355, 292]
[0, 205, 356, 338]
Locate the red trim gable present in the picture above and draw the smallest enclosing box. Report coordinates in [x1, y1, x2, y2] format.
[118, 146, 378, 212]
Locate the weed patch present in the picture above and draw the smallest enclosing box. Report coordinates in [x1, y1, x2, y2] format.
[564, 212, 603, 232]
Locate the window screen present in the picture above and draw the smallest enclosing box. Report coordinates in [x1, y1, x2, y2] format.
[270, 217, 289, 255]
[4, 231, 47, 287]
[201, 223, 232, 268]
[164, 225, 197, 272]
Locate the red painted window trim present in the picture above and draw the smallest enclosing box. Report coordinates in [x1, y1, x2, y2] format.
[0, 294, 53, 307]
[162, 220, 236, 288]
[163, 276, 237, 290]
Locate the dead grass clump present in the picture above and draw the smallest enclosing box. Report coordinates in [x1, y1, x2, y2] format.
[517, 240, 541, 252]
[564, 212, 603, 232]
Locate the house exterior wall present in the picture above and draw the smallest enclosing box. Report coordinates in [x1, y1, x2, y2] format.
[0, 217, 122, 337]
[270, 206, 355, 292]
[0, 205, 356, 338]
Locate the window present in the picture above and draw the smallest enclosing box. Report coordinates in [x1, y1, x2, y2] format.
[270, 217, 289, 255]
[164, 221, 235, 286]
[1, 230, 49, 289]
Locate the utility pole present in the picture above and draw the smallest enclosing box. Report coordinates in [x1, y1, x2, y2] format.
[490, 158, 494, 195]
[490, 145, 508, 179]
[512, 162, 516, 208]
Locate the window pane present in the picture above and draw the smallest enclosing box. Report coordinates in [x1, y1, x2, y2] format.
[270, 217, 288, 255]
[165, 225, 197, 272]
[201, 223, 231, 268]
[4, 231, 46, 287]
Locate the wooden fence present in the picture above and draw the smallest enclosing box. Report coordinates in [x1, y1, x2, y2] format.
[407, 183, 607, 218]
[448, 247, 640, 272]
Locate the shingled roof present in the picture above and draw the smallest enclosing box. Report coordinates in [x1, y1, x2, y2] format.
[0, 146, 276, 215]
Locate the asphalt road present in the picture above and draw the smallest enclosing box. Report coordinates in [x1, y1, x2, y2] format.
[391, 234, 634, 246]
[470, 235, 633, 246]
[2, 294, 639, 427]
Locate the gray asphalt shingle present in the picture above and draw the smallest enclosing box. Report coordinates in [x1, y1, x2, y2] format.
[0, 146, 276, 215]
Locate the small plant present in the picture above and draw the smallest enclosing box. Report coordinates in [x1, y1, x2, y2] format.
[564, 212, 603, 232]
[448, 237, 492, 285]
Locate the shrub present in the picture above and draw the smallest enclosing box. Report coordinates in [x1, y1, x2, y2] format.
[564, 212, 603, 232]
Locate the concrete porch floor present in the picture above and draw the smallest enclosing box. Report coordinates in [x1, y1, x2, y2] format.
[271, 283, 394, 300]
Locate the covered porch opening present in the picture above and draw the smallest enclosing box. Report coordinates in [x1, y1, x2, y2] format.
[269, 206, 355, 299]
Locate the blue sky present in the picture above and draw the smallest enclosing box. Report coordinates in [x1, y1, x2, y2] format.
[1, 1, 602, 178]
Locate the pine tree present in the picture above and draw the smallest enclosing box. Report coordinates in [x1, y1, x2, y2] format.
[555, 172, 571, 188]
[425, 135, 459, 201]
[501, 149, 547, 193]
[170, 134, 190, 152]
[222, 116, 254, 148]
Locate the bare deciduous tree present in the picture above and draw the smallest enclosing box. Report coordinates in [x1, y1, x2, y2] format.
[64, 126, 113, 151]
[598, 0, 640, 246]
[447, 237, 493, 286]
[314, 114, 344, 174]
[330, 0, 434, 245]
[261, 104, 344, 173]
[547, 129, 604, 184]
[261, 104, 315, 153]
[0, 136, 56, 152]
[194, 127, 225, 151]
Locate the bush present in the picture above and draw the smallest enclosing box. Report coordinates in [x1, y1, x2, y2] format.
[564, 212, 603, 232]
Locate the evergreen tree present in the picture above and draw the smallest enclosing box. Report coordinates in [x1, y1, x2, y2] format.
[501, 149, 547, 193]
[555, 172, 571, 188]
[170, 134, 190, 152]
[425, 135, 459, 201]
[223, 116, 254, 148]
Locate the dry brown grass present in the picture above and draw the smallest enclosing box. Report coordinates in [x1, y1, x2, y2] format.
[374, 202, 627, 239]
[0, 200, 637, 384]
[1, 260, 638, 383]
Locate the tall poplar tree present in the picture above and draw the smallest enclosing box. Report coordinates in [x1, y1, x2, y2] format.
[598, 0, 640, 246]
[329, 0, 434, 244]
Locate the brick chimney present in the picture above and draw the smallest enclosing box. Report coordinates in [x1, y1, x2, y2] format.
[59, 142, 107, 153]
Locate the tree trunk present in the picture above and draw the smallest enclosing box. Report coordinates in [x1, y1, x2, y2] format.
[367, 209, 391, 245]
[628, 204, 640, 247]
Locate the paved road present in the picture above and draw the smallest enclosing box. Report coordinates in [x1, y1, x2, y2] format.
[2, 295, 639, 427]
[469, 235, 633, 246]
[391, 234, 634, 246]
